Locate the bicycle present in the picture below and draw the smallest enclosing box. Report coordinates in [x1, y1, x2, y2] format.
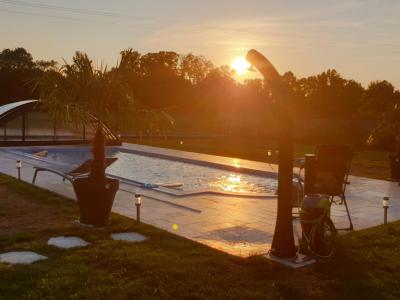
[299, 194, 337, 263]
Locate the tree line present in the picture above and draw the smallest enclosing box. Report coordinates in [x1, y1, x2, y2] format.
[1, 47, 399, 129]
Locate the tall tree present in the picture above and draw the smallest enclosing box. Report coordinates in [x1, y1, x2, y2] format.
[119, 49, 141, 75]
[180, 53, 213, 85]
[365, 80, 400, 113]
[140, 51, 180, 76]
[0, 47, 35, 70]
[0, 47, 52, 103]
[135, 51, 188, 109]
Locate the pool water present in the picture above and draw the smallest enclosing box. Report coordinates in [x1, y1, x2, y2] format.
[36, 147, 279, 194]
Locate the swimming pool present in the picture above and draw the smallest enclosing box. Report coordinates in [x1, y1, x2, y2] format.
[12, 146, 279, 195]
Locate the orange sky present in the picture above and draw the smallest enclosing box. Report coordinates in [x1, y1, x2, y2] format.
[0, 0, 399, 88]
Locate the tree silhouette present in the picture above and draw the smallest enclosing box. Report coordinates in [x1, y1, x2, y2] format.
[0, 47, 56, 104]
[0, 47, 35, 70]
[1, 46, 400, 139]
[365, 80, 400, 113]
[181, 53, 213, 85]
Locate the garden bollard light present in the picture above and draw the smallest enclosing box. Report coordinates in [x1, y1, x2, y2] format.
[16, 160, 22, 181]
[135, 193, 142, 224]
[383, 197, 389, 225]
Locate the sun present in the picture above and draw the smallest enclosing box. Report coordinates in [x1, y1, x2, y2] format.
[231, 57, 250, 75]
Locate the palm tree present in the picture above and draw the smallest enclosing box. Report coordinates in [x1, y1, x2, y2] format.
[32, 52, 134, 129]
[32, 51, 173, 135]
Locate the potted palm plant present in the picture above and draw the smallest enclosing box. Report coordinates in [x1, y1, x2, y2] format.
[32, 51, 173, 224]
[73, 124, 119, 226]
[367, 104, 400, 180]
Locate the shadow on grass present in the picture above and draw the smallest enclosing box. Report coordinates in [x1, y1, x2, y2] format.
[315, 224, 400, 299]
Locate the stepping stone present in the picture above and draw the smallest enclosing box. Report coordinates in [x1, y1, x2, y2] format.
[48, 236, 89, 249]
[111, 232, 147, 243]
[0, 251, 47, 264]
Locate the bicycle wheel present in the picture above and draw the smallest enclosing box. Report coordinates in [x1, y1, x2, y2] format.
[309, 215, 337, 262]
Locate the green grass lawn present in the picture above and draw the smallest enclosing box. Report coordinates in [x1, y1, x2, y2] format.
[125, 137, 391, 180]
[1, 174, 400, 299]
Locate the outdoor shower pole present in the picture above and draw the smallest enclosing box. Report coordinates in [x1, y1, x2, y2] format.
[246, 49, 296, 259]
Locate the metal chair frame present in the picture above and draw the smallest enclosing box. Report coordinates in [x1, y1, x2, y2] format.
[296, 145, 354, 231]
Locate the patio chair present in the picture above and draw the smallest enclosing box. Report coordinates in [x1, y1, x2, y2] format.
[32, 157, 118, 184]
[301, 144, 354, 231]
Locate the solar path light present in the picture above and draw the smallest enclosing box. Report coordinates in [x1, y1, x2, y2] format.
[135, 193, 142, 224]
[383, 197, 389, 225]
[16, 160, 22, 181]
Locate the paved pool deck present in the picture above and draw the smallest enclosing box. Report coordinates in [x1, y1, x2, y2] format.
[1, 143, 399, 257]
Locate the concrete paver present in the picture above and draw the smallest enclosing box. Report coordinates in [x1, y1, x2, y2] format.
[1, 144, 399, 257]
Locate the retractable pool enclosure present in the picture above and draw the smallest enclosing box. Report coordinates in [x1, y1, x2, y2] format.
[0, 100, 121, 146]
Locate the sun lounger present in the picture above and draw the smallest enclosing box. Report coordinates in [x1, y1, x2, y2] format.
[32, 157, 118, 184]
[302, 144, 354, 231]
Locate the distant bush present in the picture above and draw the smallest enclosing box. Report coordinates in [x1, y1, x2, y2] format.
[367, 105, 400, 152]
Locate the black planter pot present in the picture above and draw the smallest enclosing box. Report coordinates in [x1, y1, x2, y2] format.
[73, 177, 119, 226]
[389, 154, 400, 180]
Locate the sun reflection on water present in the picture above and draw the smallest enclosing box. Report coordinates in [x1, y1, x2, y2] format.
[232, 159, 240, 168]
[210, 174, 267, 193]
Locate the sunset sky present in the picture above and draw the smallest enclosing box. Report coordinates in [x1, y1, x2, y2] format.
[0, 0, 399, 87]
